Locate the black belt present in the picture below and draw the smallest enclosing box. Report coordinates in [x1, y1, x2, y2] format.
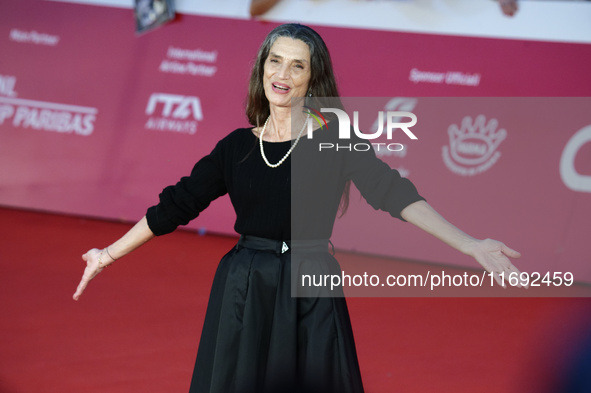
[236, 235, 335, 256]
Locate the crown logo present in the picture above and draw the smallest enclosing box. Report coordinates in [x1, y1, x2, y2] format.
[442, 115, 507, 176]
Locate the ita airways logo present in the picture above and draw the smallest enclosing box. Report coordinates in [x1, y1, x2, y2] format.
[145, 93, 203, 135]
[442, 115, 506, 176]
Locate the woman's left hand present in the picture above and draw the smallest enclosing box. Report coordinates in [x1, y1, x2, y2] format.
[400, 201, 526, 289]
[466, 238, 525, 288]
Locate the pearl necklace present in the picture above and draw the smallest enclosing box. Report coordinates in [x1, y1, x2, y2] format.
[259, 113, 310, 168]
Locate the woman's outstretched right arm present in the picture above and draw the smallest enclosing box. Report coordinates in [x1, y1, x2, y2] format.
[73, 216, 155, 301]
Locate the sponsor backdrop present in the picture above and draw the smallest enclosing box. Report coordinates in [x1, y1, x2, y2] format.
[1, 0, 590, 283]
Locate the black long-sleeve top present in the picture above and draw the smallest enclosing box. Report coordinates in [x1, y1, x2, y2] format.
[146, 124, 424, 240]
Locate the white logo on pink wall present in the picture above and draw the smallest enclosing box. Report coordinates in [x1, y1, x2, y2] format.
[0, 75, 17, 97]
[144, 93, 203, 135]
[0, 75, 97, 136]
[560, 125, 591, 193]
[442, 115, 506, 176]
[9, 29, 59, 46]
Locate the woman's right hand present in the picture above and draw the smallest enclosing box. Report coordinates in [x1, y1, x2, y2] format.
[73, 248, 110, 301]
[72, 216, 155, 301]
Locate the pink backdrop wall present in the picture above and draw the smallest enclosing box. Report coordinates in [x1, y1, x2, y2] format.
[1, 0, 590, 282]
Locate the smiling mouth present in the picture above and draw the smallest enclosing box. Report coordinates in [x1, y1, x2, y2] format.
[272, 83, 290, 91]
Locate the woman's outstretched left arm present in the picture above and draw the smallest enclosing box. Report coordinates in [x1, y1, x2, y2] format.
[400, 200, 525, 288]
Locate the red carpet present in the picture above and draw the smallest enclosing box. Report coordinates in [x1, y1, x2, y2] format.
[0, 207, 589, 392]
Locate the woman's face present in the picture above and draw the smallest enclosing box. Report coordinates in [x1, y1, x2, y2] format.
[263, 37, 312, 110]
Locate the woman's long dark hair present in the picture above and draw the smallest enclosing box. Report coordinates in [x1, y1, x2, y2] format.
[247, 24, 341, 125]
[245, 23, 350, 216]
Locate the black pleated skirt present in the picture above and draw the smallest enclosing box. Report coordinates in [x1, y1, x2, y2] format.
[188, 236, 365, 393]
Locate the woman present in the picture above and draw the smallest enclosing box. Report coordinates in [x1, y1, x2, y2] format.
[73, 24, 523, 393]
